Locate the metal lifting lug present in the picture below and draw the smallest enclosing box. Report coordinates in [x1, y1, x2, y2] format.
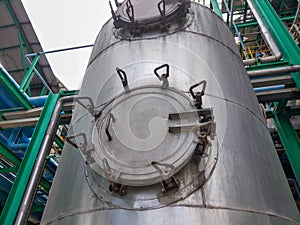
[154, 64, 170, 88]
[161, 176, 179, 193]
[189, 80, 207, 109]
[109, 182, 127, 195]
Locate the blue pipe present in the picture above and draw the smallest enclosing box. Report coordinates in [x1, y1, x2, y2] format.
[266, 103, 272, 111]
[254, 85, 285, 93]
[222, 0, 250, 59]
[27, 96, 47, 107]
[0, 65, 48, 108]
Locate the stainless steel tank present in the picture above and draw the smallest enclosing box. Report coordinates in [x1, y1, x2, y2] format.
[41, 1, 300, 224]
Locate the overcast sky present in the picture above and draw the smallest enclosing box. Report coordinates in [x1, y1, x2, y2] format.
[21, 0, 111, 90]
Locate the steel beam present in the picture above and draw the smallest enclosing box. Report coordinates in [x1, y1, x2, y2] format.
[249, 0, 300, 89]
[273, 113, 300, 183]
[0, 66, 32, 109]
[236, 15, 298, 28]
[251, 75, 294, 88]
[19, 54, 40, 94]
[256, 88, 300, 102]
[0, 113, 72, 129]
[0, 142, 21, 167]
[0, 93, 60, 225]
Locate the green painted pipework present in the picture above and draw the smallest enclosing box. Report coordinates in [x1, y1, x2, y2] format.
[19, 54, 41, 94]
[210, 0, 222, 18]
[0, 66, 32, 110]
[0, 93, 60, 225]
[273, 112, 300, 183]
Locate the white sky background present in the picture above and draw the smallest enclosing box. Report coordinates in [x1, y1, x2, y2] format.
[21, 0, 111, 90]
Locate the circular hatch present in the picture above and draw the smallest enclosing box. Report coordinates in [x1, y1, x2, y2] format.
[89, 86, 198, 186]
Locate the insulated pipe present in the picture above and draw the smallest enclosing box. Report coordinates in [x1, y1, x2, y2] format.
[247, 65, 300, 77]
[14, 95, 75, 225]
[243, 0, 282, 66]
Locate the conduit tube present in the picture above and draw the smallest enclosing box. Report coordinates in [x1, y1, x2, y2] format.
[243, 0, 282, 66]
[14, 95, 75, 225]
[247, 65, 300, 77]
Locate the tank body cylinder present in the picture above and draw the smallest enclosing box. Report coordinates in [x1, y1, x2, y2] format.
[41, 2, 300, 225]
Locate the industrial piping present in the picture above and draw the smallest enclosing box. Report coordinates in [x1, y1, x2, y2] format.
[248, 65, 300, 77]
[243, 0, 282, 66]
[14, 95, 75, 225]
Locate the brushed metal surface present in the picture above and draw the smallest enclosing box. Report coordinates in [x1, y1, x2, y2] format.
[41, 2, 300, 225]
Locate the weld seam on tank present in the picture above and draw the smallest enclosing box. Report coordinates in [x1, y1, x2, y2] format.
[43, 205, 300, 225]
[173, 205, 300, 225]
[206, 93, 267, 128]
[88, 30, 242, 70]
[182, 30, 245, 63]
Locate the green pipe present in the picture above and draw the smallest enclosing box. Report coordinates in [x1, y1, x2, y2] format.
[19, 54, 40, 94]
[17, 31, 27, 73]
[0, 93, 60, 225]
[273, 113, 300, 184]
[0, 143, 21, 167]
[210, 0, 222, 18]
[236, 15, 299, 29]
[0, 66, 32, 109]
[0, 167, 18, 173]
[0, 142, 51, 192]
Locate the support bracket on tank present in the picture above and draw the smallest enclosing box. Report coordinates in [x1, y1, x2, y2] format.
[151, 161, 178, 193]
[66, 133, 95, 165]
[151, 161, 175, 180]
[169, 120, 216, 140]
[160, 176, 179, 193]
[116, 67, 129, 91]
[74, 96, 99, 117]
[154, 64, 169, 88]
[189, 80, 207, 109]
[168, 108, 213, 121]
[109, 182, 127, 195]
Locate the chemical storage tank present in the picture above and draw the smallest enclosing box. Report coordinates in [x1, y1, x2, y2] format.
[41, 1, 300, 224]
